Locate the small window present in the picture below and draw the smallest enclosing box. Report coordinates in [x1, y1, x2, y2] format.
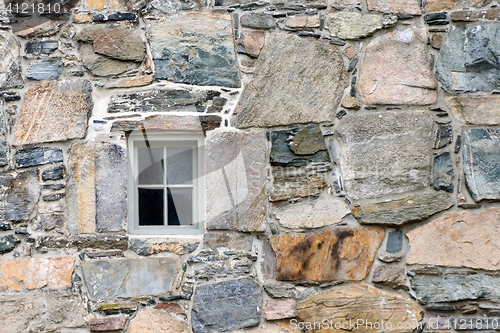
[128, 133, 205, 234]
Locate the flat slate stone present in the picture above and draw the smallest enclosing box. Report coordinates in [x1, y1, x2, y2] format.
[0, 235, 20, 254]
[25, 40, 58, 55]
[80, 43, 140, 77]
[269, 167, 326, 202]
[234, 33, 348, 128]
[463, 128, 500, 201]
[26, 58, 62, 80]
[14, 147, 63, 168]
[110, 115, 220, 133]
[336, 111, 433, 200]
[240, 13, 276, 29]
[81, 257, 181, 302]
[446, 95, 500, 125]
[326, 11, 385, 40]
[42, 165, 64, 181]
[0, 170, 40, 222]
[353, 192, 453, 225]
[0, 31, 23, 89]
[147, 13, 240, 88]
[436, 24, 500, 92]
[386, 229, 403, 253]
[433, 152, 454, 192]
[191, 278, 262, 333]
[433, 124, 453, 149]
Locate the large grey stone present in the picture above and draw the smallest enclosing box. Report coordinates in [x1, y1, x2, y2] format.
[463, 128, 500, 201]
[14, 146, 63, 168]
[326, 11, 386, 40]
[81, 258, 181, 302]
[0, 235, 20, 254]
[436, 24, 500, 92]
[336, 111, 433, 200]
[0, 31, 23, 89]
[80, 43, 139, 77]
[25, 40, 59, 55]
[95, 137, 127, 232]
[206, 129, 267, 232]
[147, 13, 240, 88]
[433, 152, 454, 192]
[234, 33, 348, 128]
[0, 170, 40, 222]
[191, 278, 262, 333]
[26, 58, 62, 80]
[240, 13, 276, 29]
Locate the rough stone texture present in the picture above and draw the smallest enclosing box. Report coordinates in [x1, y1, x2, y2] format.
[206, 129, 267, 232]
[0, 234, 20, 254]
[433, 124, 453, 149]
[0, 291, 87, 333]
[274, 196, 350, 229]
[240, 13, 276, 29]
[105, 75, 154, 89]
[237, 30, 266, 58]
[95, 137, 127, 232]
[0, 170, 40, 222]
[234, 33, 348, 128]
[127, 308, 189, 333]
[336, 111, 433, 200]
[297, 283, 423, 332]
[270, 227, 384, 282]
[463, 128, 500, 202]
[425, 0, 491, 12]
[367, 0, 422, 15]
[81, 257, 181, 302]
[12, 79, 93, 146]
[14, 146, 63, 167]
[68, 141, 96, 234]
[204, 232, 253, 251]
[147, 13, 240, 88]
[269, 167, 326, 202]
[191, 278, 262, 333]
[25, 40, 58, 55]
[36, 234, 128, 251]
[326, 11, 384, 40]
[386, 229, 403, 253]
[285, 15, 320, 28]
[371, 264, 408, 290]
[0, 257, 75, 291]
[407, 208, 500, 270]
[80, 43, 140, 77]
[42, 165, 64, 181]
[433, 152, 454, 192]
[263, 299, 296, 320]
[233, 322, 301, 333]
[451, 8, 500, 21]
[111, 115, 219, 133]
[358, 28, 437, 105]
[0, 31, 24, 89]
[38, 213, 65, 231]
[90, 315, 129, 331]
[353, 192, 453, 225]
[411, 274, 500, 303]
[445, 95, 500, 125]
[0, 104, 8, 166]
[436, 24, 500, 92]
[84, 0, 125, 10]
[26, 58, 62, 80]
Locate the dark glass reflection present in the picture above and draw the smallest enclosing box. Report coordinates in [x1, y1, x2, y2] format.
[138, 188, 164, 226]
[167, 188, 193, 225]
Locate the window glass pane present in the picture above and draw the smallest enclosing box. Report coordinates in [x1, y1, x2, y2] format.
[138, 188, 164, 226]
[138, 147, 164, 185]
[167, 148, 193, 185]
[167, 188, 192, 226]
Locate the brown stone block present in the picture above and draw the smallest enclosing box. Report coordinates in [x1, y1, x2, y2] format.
[270, 227, 384, 282]
[90, 315, 129, 331]
[237, 30, 266, 58]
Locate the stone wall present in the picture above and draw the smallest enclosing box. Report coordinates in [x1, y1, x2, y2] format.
[1, 0, 500, 332]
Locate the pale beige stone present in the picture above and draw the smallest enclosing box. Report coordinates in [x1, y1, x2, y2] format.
[357, 28, 437, 105]
[367, 0, 422, 15]
[425, 0, 490, 12]
[326, 11, 383, 40]
[127, 308, 189, 333]
[371, 264, 408, 290]
[233, 321, 301, 333]
[263, 299, 296, 320]
[285, 15, 320, 28]
[237, 30, 266, 58]
[445, 95, 500, 125]
[407, 208, 500, 270]
[341, 95, 361, 109]
[84, 0, 124, 11]
[106, 75, 154, 89]
[331, 0, 360, 8]
[343, 45, 358, 59]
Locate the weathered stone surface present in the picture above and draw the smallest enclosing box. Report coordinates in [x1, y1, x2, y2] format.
[128, 238, 199, 256]
[234, 33, 348, 128]
[285, 15, 320, 28]
[263, 299, 296, 320]
[42, 165, 64, 181]
[204, 232, 253, 251]
[12, 79, 93, 146]
[37, 234, 128, 251]
[80, 43, 140, 77]
[408, 208, 500, 270]
[0, 291, 87, 333]
[127, 308, 189, 333]
[372, 264, 407, 290]
[353, 192, 453, 225]
[326, 11, 385, 40]
[426, 0, 491, 12]
[14, 20, 63, 39]
[297, 283, 423, 332]
[0, 235, 20, 254]
[26, 58, 62, 80]
[437, 24, 500, 92]
[237, 30, 265, 58]
[0, 31, 23, 89]
[188, 251, 255, 280]
[433, 124, 453, 149]
[269, 167, 326, 202]
[105, 75, 154, 89]
[0, 104, 8, 166]
[147, 13, 240, 88]
[463, 128, 500, 201]
[95, 137, 127, 232]
[25, 40, 58, 55]
[240, 13, 276, 29]
[191, 278, 262, 333]
[270, 227, 384, 282]
[274, 196, 350, 229]
[451, 8, 500, 21]
[90, 315, 128, 331]
[111, 115, 220, 133]
[332, 0, 360, 7]
[206, 129, 267, 232]
[367, 0, 422, 15]
[38, 213, 65, 231]
[386, 229, 403, 253]
[263, 283, 298, 299]
[433, 152, 454, 192]
[411, 274, 500, 303]
[0, 170, 40, 222]
[0, 257, 74, 291]
[81, 257, 181, 301]
[14, 146, 63, 167]
[84, 0, 125, 10]
[358, 28, 437, 105]
[445, 95, 500, 125]
[336, 111, 433, 200]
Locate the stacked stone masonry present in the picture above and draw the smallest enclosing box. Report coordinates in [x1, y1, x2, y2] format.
[1, 0, 500, 332]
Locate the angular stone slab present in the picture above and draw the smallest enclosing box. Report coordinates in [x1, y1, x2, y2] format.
[408, 208, 500, 270]
[269, 167, 326, 202]
[0, 235, 20, 254]
[14, 146, 63, 168]
[191, 278, 262, 333]
[297, 283, 423, 333]
[0, 170, 40, 222]
[353, 192, 453, 225]
[433, 124, 453, 149]
[433, 152, 454, 192]
[0, 257, 75, 291]
[326, 11, 385, 40]
[111, 115, 220, 133]
[336, 111, 433, 200]
[12, 79, 93, 146]
[411, 274, 500, 303]
[446, 95, 500, 125]
[358, 28, 436, 105]
[234, 33, 348, 128]
[26, 58, 62, 80]
[270, 227, 384, 282]
[128, 308, 189, 333]
[425, 0, 491, 12]
[463, 128, 500, 201]
[237, 30, 265, 58]
[367, 0, 422, 15]
[80, 43, 140, 77]
[240, 13, 276, 29]
[81, 257, 181, 301]
[436, 24, 500, 92]
[0, 31, 23, 89]
[147, 13, 240, 88]
[25, 40, 58, 55]
[0, 103, 8, 166]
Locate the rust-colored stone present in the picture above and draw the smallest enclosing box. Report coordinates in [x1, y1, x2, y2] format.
[270, 227, 384, 282]
[127, 308, 189, 333]
[84, 0, 125, 11]
[285, 15, 320, 28]
[90, 315, 129, 331]
[431, 34, 443, 49]
[154, 302, 186, 315]
[425, 0, 491, 12]
[237, 30, 265, 58]
[105, 75, 154, 89]
[343, 45, 358, 59]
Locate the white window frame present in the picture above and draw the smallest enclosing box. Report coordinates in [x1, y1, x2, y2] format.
[127, 133, 205, 235]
